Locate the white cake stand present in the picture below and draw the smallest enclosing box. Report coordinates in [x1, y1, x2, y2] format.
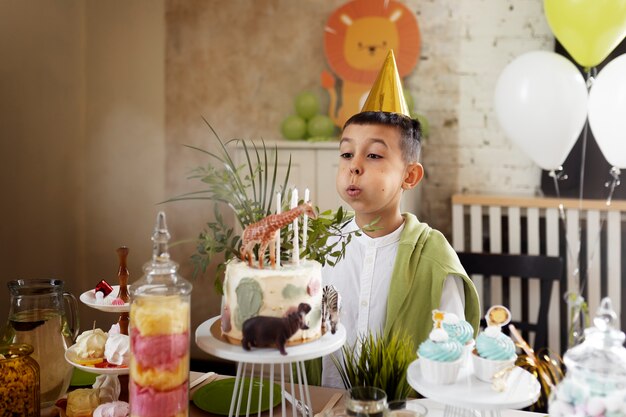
[196, 316, 346, 417]
[68, 286, 131, 396]
[406, 359, 541, 417]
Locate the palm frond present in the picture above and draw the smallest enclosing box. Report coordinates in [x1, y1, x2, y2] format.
[168, 122, 371, 293]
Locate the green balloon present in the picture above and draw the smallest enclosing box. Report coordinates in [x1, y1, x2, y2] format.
[307, 115, 335, 138]
[412, 112, 430, 138]
[281, 115, 307, 140]
[307, 136, 333, 142]
[295, 91, 320, 120]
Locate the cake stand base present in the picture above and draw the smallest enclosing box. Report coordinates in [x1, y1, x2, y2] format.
[406, 359, 540, 417]
[442, 406, 497, 417]
[230, 361, 312, 417]
[196, 316, 347, 417]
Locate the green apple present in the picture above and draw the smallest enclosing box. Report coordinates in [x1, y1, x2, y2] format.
[281, 115, 307, 140]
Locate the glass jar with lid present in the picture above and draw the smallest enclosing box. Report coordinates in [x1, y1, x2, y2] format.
[129, 212, 193, 417]
[0, 343, 40, 416]
[549, 297, 626, 416]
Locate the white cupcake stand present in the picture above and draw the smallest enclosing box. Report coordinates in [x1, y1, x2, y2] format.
[64, 287, 130, 394]
[406, 359, 541, 417]
[196, 316, 346, 417]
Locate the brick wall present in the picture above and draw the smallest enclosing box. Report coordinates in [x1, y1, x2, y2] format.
[405, 0, 554, 235]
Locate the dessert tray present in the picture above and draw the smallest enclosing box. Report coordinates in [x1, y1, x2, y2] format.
[65, 348, 129, 376]
[407, 359, 540, 414]
[196, 316, 346, 364]
[79, 285, 130, 313]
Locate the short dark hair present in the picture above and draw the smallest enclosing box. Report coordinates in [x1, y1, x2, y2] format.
[343, 111, 421, 163]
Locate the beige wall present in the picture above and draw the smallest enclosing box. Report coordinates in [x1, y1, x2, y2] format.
[1, 0, 552, 361]
[0, 0, 165, 335]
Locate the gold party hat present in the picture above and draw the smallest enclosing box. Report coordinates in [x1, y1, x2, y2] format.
[360, 50, 410, 117]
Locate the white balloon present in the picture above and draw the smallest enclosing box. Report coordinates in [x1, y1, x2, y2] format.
[494, 51, 588, 170]
[588, 53, 626, 169]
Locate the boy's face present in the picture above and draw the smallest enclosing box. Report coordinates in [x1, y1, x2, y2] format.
[336, 123, 423, 222]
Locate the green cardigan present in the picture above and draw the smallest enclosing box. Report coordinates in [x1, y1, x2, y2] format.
[305, 213, 481, 386]
[383, 213, 480, 348]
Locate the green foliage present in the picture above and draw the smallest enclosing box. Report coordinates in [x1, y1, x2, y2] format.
[331, 331, 417, 401]
[167, 119, 373, 294]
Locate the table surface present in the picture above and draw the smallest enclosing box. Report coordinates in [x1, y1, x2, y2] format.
[45, 371, 546, 417]
[188, 372, 546, 417]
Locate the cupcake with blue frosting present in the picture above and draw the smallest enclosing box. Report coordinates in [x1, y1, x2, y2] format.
[472, 305, 517, 382]
[418, 310, 463, 384]
[442, 312, 475, 365]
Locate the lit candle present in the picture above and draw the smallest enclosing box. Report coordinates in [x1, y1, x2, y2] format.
[292, 188, 299, 265]
[276, 192, 281, 268]
[303, 188, 310, 248]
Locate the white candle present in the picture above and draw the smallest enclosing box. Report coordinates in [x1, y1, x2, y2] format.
[292, 188, 299, 265]
[303, 188, 310, 248]
[276, 192, 281, 268]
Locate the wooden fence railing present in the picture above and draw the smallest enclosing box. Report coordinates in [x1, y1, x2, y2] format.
[451, 194, 626, 353]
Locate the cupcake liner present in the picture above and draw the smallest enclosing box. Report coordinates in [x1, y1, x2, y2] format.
[419, 356, 462, 385]
[461, 340, 475, 368]
[472, 353, 516, 382]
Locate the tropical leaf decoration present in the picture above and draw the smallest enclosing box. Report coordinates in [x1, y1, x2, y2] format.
[166, 119, 374, 293]
[331, 331, 417, 401]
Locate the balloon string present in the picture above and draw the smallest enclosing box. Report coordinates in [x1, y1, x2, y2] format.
[550, 168, 577, 266]
[569, 68, 597, 297]
[579, 167, 621, 296]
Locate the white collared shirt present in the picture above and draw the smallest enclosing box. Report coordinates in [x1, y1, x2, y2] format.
[320, 219, 465, 388]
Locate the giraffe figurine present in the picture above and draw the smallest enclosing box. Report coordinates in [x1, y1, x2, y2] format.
[240, 202, 317, 269]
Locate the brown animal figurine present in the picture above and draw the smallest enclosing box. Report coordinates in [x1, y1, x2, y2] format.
[241, 303, 312, 355]
[240, 202, 317, 269]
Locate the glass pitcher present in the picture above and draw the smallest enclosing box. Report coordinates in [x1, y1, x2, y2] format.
[2, 279, 79, 408]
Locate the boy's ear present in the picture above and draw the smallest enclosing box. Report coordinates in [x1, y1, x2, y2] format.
[402, 163, 424, 190]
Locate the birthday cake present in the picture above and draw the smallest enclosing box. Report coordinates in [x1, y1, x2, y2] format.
[220, 259, 323, 345]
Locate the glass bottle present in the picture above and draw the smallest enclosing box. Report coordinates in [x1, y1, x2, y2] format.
[0, 343, 41, 416]
[129, 212, 193, 417]
[549, 297, 626, 416]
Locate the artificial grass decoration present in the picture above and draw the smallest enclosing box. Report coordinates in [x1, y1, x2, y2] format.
[331, 331, 417, 401]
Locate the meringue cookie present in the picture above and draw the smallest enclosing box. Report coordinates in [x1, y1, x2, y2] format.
[75, 329, 108, 359]
[104, 333, 130, 366]
[93, 400, 129, 417]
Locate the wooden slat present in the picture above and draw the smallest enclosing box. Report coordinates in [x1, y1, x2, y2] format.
[489, 206, 503, 306]
[508, 207, 522, 321]
[452, 193, 626, 212]
[527, 208, 540, 348]
[452, 204, 465, 251]
[566, 209, 581, 298]
[470, 205, 483, 301]
[586, 210, 601, 315]
[546, 208, 561, 353]
[607, 211, 622, 319]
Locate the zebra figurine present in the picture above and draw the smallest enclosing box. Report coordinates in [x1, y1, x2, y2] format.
[321, 285, 341, 334]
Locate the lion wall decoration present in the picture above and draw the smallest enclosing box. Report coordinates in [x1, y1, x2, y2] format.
[322, 0, 421, 128]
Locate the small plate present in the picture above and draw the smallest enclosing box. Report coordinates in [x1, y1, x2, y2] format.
[65, 347, 129, 375]
[70, 367, 98, 386]
[192, 377, 281, 416]
[80, 285, 130, 312]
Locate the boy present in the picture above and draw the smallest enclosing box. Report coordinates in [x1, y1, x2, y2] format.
[319, 51, 480, 387]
